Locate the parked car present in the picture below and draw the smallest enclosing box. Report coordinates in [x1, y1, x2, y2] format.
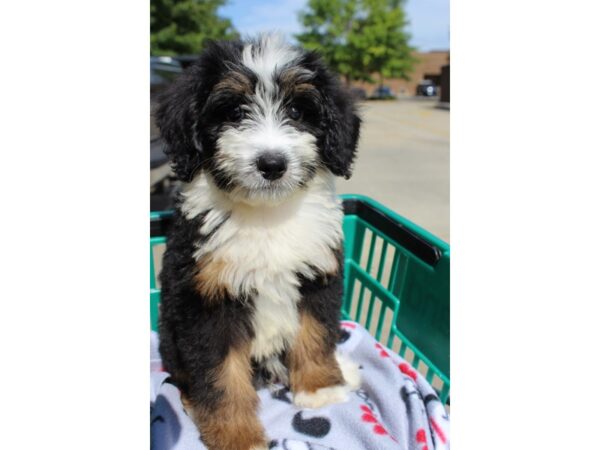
[151, 56, 183, 139]
[416, 80, 438, 97]
[173, 55, 200, 69]
[151, 57, 184, 211]
[370, 86, 396, 100]
[151, 56, 183, 97]
[349, 87, 367, 100]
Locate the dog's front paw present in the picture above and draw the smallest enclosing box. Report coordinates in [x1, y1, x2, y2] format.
[335, 351, 361, 390]
[293, 384, 351, 409]
[293, 353, 362, 409]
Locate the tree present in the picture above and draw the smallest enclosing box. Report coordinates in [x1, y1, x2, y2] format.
[296, 0, 416, 87]
[151, 0, 238, 56]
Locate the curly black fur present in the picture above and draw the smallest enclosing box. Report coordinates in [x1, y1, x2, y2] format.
[158, 207, 256, 407]
[158, 209, 344, 403]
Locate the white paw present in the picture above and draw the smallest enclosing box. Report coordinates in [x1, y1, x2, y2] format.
[335, 351, 361, 390]
[293, 384, 350, 409]
[249, 446, 269, 450]
[293, 353, 361, 409]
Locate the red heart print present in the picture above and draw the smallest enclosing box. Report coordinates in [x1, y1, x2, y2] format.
[399, 363, 417, 381]
[359, 405, 395, 439]
[375, 343, 390, 358]
[430, 418, 447, 444]
[361, 413, 377, 423]
[373, 425, 387, 435]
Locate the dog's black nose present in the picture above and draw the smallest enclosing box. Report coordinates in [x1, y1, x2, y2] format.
[256, 153, 287, 181]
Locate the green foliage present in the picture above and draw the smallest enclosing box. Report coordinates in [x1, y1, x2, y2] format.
[296, 0, 416, 85]
[151, 0, 238, 56]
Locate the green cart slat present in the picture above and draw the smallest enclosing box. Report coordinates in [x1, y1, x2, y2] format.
[150, 194, 450, 403]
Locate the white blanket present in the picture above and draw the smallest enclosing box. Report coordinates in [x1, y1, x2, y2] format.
[150, 321, 450, 449]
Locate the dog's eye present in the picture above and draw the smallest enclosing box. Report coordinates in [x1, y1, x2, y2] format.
[288, 105, 302, 121]
[228, 106, 244, 122]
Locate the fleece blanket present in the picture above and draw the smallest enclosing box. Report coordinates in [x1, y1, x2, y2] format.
[151, 321, 450, 450]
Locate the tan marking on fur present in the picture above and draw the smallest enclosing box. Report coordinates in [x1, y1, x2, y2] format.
[214, 72, 253, 96]
[281, 81, 318, 98]
[288, 312, 344, 393]
[194, 254, 233, 301]
[278, 67, 317, 97]
[294, 82, 317, 93]
[186, 344, 267, 450]
[180, 393, 192, 411]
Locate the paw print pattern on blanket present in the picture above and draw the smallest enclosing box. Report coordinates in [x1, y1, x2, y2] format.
[375, 342, 390, 358]
[269, 439, 334, 450]
[292, 411, 332, 438]
[416, 428, 429, 450]
[359, 404, 398, 442]
[398, 362, 418, 381]
[271, 387, 333, 440]
[429, 418, 448, 446]
[338, 328, 351, 344]
[150, 322, 450, 450]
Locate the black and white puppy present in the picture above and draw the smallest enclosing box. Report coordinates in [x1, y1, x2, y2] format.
[156, 34, 361, 450]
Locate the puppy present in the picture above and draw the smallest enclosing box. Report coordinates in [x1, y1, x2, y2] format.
[155, 34, 361, 450]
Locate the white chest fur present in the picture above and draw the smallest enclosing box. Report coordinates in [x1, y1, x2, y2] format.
[181, 172, 343, 360]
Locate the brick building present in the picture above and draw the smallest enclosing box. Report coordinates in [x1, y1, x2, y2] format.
[352, 50, 450, 97]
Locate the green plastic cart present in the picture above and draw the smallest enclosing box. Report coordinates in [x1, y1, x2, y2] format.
[150, 194, 450, 403]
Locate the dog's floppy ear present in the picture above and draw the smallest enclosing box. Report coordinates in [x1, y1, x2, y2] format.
[321, 90, 361, 179]
[154, 41, 245, 182]
[154, 68, 204, 182]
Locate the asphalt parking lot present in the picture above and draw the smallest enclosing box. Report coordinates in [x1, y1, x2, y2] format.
[337, 97, 449, 242]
